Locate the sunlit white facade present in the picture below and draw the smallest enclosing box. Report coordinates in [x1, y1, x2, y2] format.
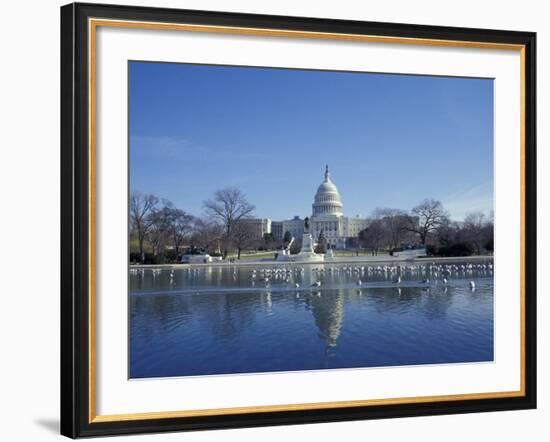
[266, 166, 370, 248]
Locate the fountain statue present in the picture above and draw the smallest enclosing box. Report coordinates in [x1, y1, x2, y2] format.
[276, 217, 324, 262]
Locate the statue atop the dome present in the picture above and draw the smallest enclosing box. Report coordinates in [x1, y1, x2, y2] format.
[324, 164, 330, 181]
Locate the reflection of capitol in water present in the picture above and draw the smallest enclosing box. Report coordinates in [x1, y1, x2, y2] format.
[132, 263, 486, 356]
[130, 262, 494, 378]
[309, 289, 345, 349]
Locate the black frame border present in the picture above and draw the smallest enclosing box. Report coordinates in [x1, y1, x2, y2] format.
[60, 2, 536, 438]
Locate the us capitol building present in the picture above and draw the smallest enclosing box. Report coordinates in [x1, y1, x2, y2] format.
[246, 165, 370, 249]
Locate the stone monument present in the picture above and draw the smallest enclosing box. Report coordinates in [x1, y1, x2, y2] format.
[276, 237, 294, 261]
[295, 216, 324, 262]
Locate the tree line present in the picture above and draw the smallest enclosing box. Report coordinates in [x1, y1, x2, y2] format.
[130, 190, 494, 264]
[130, 188, 260, 264]
[354, 199, 494, 257]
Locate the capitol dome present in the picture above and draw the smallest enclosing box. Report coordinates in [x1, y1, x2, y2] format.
[312, 165, 344, 217]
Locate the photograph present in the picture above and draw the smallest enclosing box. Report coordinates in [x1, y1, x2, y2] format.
[128, 61, 495, 379]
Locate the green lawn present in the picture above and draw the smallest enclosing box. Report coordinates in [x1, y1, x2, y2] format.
[225, 249, 389, 261]
[333, 250, 389, 257]
[226, 251, 278, 261]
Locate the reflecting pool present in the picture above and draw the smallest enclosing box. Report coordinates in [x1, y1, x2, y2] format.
[129, 260, 493, 378]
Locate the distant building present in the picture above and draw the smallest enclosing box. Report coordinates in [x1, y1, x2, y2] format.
[271, 221, 283, 241]
[249, 166, 370, 248]
[241, 218, 272, 240]
[282, 216, 305, 240]
[306, 166, 370, 247]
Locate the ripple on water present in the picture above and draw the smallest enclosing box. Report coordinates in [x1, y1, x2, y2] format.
[129, 265, 494, 378]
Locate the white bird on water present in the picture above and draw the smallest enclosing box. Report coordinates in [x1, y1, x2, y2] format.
[469, 281, 476, 290]
[357, 280, 362, 286]
[310, 281, 321, 288]
[393, 276, 401, 284]
[295, 283, 300, 288]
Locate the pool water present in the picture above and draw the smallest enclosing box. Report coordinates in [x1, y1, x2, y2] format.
[129, 261, 493, 378]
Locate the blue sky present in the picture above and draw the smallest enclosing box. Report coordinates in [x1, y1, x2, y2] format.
[129, 61, 493, 221]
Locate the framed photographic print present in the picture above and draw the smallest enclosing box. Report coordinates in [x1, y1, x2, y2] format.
[60, 2, 537, 438]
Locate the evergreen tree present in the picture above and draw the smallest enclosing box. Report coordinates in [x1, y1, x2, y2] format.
[315, 229, 328, 254]
[283, 230, 293, 244]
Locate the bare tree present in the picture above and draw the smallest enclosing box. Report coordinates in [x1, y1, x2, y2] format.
[147, 206, 171, 258]
[436, 216, 460, 249]
[165, 206, 194, 258]
[483, 210, 494, 252]
[407, 199, 449, 245]
[203, 187, 255, 258]
[359, 220, 385, 255]
[130, 192, 158, 263]
[190, 218, 224, 253]
[231, 220, 257, 259]
[463, 211, 487, 254]
[373, 207, 410, 250]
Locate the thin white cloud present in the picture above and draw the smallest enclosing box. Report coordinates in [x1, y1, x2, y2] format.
[130, 135, 195, 159]
[442, 180, 494, 221]
[130, 135, 269, 161]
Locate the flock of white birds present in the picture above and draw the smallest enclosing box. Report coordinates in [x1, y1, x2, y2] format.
[130, 261, 493, 293]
